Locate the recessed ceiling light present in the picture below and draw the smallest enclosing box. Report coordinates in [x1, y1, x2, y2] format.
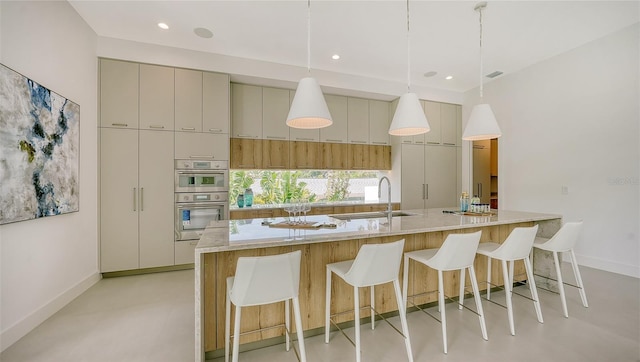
[194, 27, 213, 39]
[445, 75, 453, 80]
[157, 22, 169, 30]
[423, 71, 437, 78]
[332, 54, 340, 60]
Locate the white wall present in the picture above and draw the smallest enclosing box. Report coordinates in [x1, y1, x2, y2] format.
[464, 24, 640, 277]
[0, 1, 99, 351]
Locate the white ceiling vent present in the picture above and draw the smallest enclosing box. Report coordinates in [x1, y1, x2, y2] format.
[486, 71, 503, 79]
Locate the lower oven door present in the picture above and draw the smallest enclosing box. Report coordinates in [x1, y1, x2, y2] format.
[175, 202, 227, 241]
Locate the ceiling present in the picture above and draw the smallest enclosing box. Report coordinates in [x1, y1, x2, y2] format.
[70, 1, 639, 95]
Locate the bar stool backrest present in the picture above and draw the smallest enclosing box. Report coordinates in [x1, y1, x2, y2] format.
[491, 225, 539, 261]
[344, 239, 405, 287]
[229, 250, 302, 307]
[428, 231, 482, 271]
[540, 221, 583, 252]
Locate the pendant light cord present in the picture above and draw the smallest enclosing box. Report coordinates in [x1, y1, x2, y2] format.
[406, 0, 411, 93]
[307, 0, 311, 74]
[478, 5, 484, 99]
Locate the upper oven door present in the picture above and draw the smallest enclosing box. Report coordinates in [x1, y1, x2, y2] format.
[175, 170, 228, 193]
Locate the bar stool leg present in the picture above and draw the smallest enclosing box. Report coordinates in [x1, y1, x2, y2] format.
[438, 270, 448, 354]
[232, 306, 242, 362]
[225, 292, 231, 362]
[402, 256, 410, 314]
[486, 256, 492, 300]
[524, 257, 543, 323]
[393, 279, 414, 362]
[508, 261, 515, 294]
[292, 297, 307, 362]
[552, 251, 568, 318]
[370, 286, 375, 330]
[459, 268, 466, 310]
[469, 265, 488, 340]
[285, 299, 291, 350]
[501, 260, 515, 336]
[570, 249, 589, 308]
[354, 286, 361, 362]
[325, 268, 332, 344]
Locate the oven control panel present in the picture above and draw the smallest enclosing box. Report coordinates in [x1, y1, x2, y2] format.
[175, 159, 228, 170]
[175, 192, 228, 203]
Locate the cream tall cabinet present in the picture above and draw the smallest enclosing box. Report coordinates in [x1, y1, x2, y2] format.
[400, 144, 458, 209]
[100, 128, 174, 272]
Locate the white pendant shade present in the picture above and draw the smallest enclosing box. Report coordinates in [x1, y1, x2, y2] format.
[389, 92, 430, 136]
[286, 77, 332, 129]
[462, 103, 502, 141]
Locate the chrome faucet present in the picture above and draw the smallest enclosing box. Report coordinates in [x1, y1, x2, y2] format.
[378, 176, 392, 218]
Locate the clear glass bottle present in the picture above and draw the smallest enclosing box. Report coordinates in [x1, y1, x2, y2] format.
[460, 191, 469, 212]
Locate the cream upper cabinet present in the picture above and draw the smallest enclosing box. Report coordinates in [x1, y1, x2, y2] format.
[100, 59, 138, 129]
[139, 64, 174, 130]
[175, 68, 203, 132]
[321, 95, 348, 143]
[288, 90, 319, 141]
[369, 100, 390, 145]
[175, 132, 229, 160]
[440, 103, 457, 146]
[347, 97, 369, 144]
[424, 101, 441, 145]
[203, 72, 230, 134]
[231, 83, 262, 138]
[262, 87, 290, 140]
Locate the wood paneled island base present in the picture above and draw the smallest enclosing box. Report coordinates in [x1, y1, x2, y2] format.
[194, 209, 562, 361]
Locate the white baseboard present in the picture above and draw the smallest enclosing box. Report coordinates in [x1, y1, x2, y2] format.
[1, 271, 102, 352]
[575, 253, 640, 278]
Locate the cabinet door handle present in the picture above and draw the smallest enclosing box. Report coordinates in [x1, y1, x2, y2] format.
[415, 141, 425, 144]
[422, 184, 425, 200]
[209, 128, 223, 133]
[326, 139, 343, 142]
[402, 140, 412, 144]
[295, 137, 314, 141]
[111, 123, 128, 127]
[426, 184, 429, 199]
[133, 187, 137, 211]
[181, 127, 196, 131]
[371, 141, 388, 145]
[189, 155, 214, 159]
[426, 141, 439, 145]
[149, 125, 165, 129]
[266, 136, 286, 140]
[350, 140, 367, 144]
[237, 134, 257, 138]
[443, 142, 456, 146]
[140, 187, 144, 211]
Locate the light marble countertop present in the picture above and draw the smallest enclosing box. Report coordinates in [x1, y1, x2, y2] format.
[196, 208, 562, 253]
[229, 200, 399, 211]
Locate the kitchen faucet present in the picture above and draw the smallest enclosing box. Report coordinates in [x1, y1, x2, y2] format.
[378, 176, 392, 219]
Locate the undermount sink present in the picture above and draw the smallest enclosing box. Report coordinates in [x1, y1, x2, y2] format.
[329, 211, 419, 221]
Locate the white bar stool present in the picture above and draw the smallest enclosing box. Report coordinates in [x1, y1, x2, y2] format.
[402, 231, 487, 354]
[325, 239, 413, 362]
[476, 225, 543, 336]
[533, 221, 588, 317]
[225, 250, 306, 362]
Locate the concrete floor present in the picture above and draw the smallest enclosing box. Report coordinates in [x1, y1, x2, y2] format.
[1, 264, 638, 362]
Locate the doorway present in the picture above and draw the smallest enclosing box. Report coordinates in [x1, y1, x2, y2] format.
[472, 138, 498, 209]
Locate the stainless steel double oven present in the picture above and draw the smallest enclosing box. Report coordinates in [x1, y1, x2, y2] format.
[174, 159, 229, 241]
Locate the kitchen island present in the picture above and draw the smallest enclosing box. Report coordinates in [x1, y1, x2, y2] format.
[195, 208, 562, 361]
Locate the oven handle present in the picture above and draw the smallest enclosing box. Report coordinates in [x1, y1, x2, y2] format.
[176, 202, 227, 209]
[176, 170, 227, 175]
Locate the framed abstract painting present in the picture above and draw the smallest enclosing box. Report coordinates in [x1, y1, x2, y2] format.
[0, 63, 80, 225]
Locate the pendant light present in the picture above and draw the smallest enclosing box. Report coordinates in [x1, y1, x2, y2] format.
[286, 0, 332, 129]
[389, 0, 430, 136]
[462, 2, 502, 141]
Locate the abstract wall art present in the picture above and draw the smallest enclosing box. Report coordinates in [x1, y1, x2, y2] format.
[0, 63, 80, 225]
